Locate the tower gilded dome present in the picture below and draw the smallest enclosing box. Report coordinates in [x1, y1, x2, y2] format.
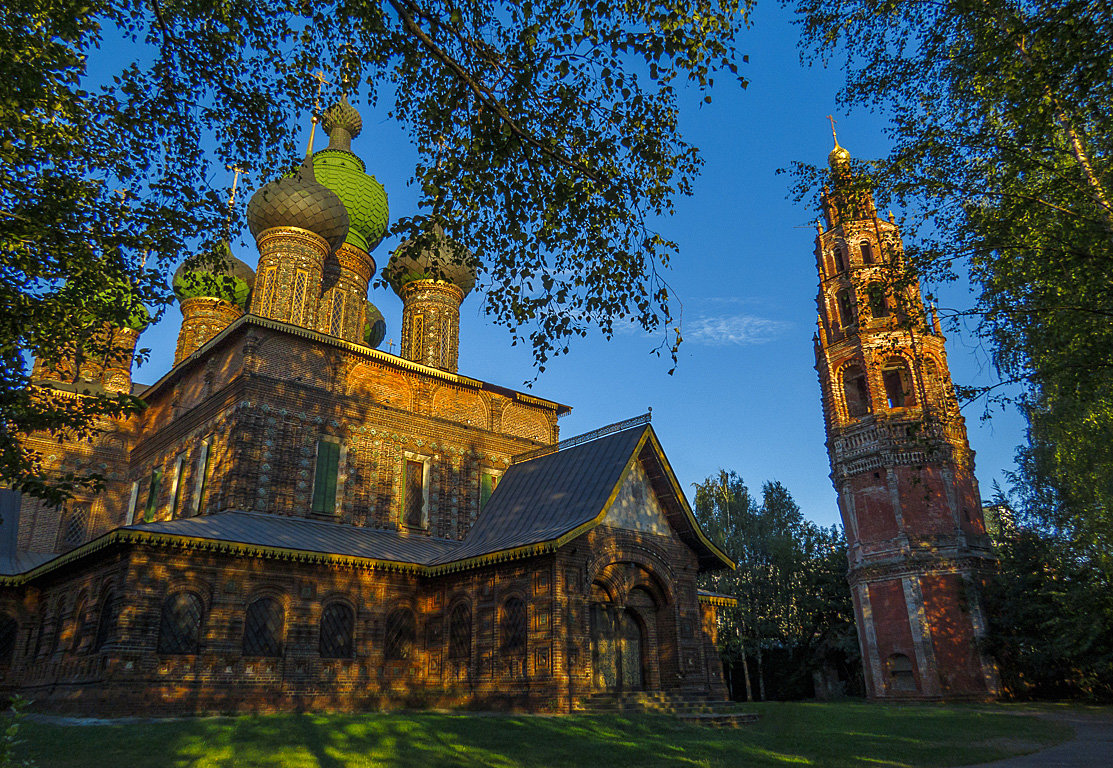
[172, 241, 256, 363]
[246, 157, 349, 251]
[384, 225, 477, 372]
[172, 241, 255, 308]
[312, 96, 389, 255]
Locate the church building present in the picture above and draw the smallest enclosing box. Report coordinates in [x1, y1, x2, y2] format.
[0, 100, 733, 714]
[813, 136, 999, 700]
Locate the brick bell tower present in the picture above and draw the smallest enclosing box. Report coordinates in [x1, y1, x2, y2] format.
[813, 130, 999, 700]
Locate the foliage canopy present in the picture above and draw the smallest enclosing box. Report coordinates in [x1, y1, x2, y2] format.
[2, 0, 751, 501]
[788, 0, 1113, 559]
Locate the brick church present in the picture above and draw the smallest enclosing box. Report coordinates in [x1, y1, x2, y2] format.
[0, 100, 734, 714]
[813, 135, 999, 700]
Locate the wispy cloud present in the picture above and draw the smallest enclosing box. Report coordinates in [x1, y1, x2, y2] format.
[684, 314, 789, 346]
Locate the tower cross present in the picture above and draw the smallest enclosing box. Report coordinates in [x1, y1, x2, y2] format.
[223, 164, 244, 237]
[827, 114, 838, 144]
[305, 69, 332, 157]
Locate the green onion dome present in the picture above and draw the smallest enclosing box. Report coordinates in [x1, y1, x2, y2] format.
[312, 97, 389, 254]
[363, 301, 386, 348]
[246, 155, 350, 251]
[172, 241, 255, 308]
[92, 277, 150, 332]
[383, 224, 477, 297]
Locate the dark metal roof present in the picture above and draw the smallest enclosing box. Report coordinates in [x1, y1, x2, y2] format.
[2, 423, 731, 580]
[0, 552, 55, 576]
[431, 424, 648, 564]
[124, 511, 461, 565]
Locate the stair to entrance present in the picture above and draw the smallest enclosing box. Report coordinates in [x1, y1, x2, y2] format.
[576, 691, 758, 726]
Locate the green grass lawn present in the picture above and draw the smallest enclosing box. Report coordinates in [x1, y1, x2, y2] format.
[17, 702, 1073, 768]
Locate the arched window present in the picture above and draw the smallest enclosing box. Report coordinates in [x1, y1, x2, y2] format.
[243, 597, 284, 657]
[882, 358, 916, 408]
[867, 284, 889, 318]
[319, 602, 355, 659]
[384, 607, 415, 661]
[0, 613, 18, 666]
[158, 592, 204, 654]
[842, 365, 871, 418]
[448, 602, 472, 660]
[93, 590, 116, 651]
[860, 240, 875, 265]
[836, 289, 856, 330]
[70, 599, 87, 653]
[832, 247, 846, 273]
[501, 597, 527, 654]
[60, 505, 89, 550]
[888, 653, 916, 691]
[48, 599, 63, 656]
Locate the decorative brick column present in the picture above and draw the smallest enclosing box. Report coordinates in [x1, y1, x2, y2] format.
[318, 242, 376, 343]
[399, 280, 465, 372]
[250, 227, 330, 330]
[175, 297, 243, 364]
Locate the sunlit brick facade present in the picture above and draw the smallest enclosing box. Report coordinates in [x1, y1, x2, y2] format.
[0, 101, 731, 715]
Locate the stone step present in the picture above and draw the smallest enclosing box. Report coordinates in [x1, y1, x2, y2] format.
[676, 712, 759, 728]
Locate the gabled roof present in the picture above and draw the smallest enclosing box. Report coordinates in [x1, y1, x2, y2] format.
[1, 422, 732, 584]
[431, 422, 732, 570]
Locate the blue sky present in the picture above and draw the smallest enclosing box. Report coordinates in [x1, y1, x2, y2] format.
[133, 2, 1025, 528]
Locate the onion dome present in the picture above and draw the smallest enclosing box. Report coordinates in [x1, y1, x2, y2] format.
[246, 156, 350, 251]
[383, 224, 477, 297]
[828, 137, 851, 169]
[312, 96, 389, 254]
[363, 301, 386, 348]
[172, 241, 255, 308]
[93, 277, 150, 332]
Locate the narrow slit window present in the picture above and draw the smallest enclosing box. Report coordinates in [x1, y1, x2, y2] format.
[836, 289, 856, 330]
[868, 284, 889, 318]
[860, 241, 874, 264]
[311, 440, 341, 515]
[843, 366, 871, 418]
[170, 454, 186, 517]
[833, 247, 846, 273]
[403, 458, 426, 528]
[191, 440, 211, 516]
[882, 360, 916, 409]
[480, 469, 502, 513]
[144, 468, 162, 522]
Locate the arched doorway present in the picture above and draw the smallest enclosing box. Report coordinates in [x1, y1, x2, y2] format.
[589, 566, 665, 692]
[590, 603, 645, 692]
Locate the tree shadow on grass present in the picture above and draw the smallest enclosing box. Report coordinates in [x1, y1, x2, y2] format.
[20, 704, 1071, 768]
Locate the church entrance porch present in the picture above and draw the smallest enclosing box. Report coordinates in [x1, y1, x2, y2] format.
[590, 604, 644, 692]
[588, 562, 669, 693]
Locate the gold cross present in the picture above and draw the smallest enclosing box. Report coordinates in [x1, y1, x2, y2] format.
[827, 114, 838, 143]
[226, 165, 244, 208]
[306, 69, 332, 156]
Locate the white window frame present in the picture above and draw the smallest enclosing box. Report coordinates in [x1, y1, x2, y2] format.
[311, 437, 346, 517]
[125, 481, 140, 526]
[190, 439, 211, 516]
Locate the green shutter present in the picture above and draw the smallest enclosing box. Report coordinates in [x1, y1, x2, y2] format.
[144, 468, 162, 522]
[480, 472, 495, 511]
[312, 441, 340, 515]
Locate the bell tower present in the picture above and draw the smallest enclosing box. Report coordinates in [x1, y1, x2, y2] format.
[813, 131, 999, 700]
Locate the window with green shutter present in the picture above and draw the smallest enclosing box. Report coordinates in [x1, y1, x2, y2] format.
[312, 440, 341, 515]
[480, 470, 501, 512]
[144, 468, 162, 522]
